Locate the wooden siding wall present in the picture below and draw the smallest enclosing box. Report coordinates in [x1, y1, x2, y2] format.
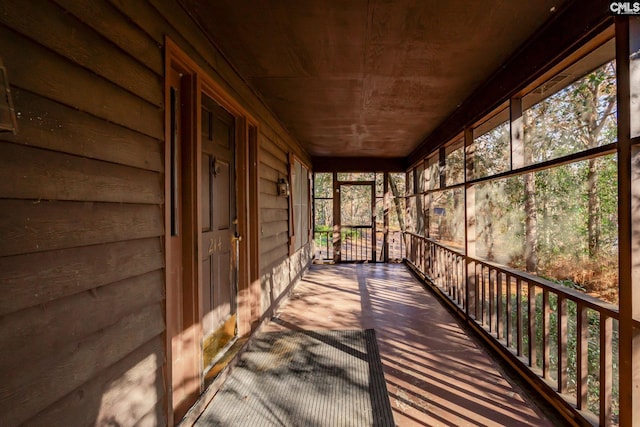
[0, 1, 311, 426]
[258, 134, 312, 315]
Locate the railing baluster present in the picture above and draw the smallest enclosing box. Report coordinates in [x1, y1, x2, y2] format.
[528, 283, 537, 368]
[475, 263, 481, 320]
[445, 251, 449, 293]
[440, 248, 444, 287]
[497, 272, 503, 340]
[558, 296, 568, 394]
[326, 231, 330, 259]
[489, 268, 495, 333]
[457, 255, 460, 301]
[517, 278, 523, 357]
[456, 255, 461, 307]
[439, 249, 443, 288]
[405, 236, 619, 426]
[576, 303, 588, 410]
[506, 275, 512, 348]
[447, 251, 456, 299]
[481, 265, 486, 325]
[451, 253, 455, 298]
[481, 265, 486, 326]
[543, 289, 550, 379]
[437, 247, 440, 285]
[600, 314, 612, 427]
[459, 256, 464, 306]
[447, 252, 452, 296]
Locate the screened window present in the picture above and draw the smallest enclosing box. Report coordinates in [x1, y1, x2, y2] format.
[292, 159, 310, 251]
[470, 108, 510, 179]
[522, 42, 617, 166]
[445, 138, 464, 186]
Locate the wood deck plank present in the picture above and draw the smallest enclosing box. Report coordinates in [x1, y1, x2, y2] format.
[263, 263, 556, 426]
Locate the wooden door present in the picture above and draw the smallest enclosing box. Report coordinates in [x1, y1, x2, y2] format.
[167, 68, 199, 424]
[201, 93, 238, 367]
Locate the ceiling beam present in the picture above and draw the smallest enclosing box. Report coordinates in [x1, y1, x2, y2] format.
[312, 156, 406, 172]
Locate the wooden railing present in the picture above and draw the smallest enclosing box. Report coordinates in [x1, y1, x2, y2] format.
[405, 232, 622, 427]
[340, 225, 374, 262]
[386, 230, 405, 261]
[313, 229, 333, 261]
[313, 228, 405, 262]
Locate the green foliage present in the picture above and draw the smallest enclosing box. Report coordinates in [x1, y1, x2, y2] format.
[472, 120, 510, 179]
[472, 60, 619, 302]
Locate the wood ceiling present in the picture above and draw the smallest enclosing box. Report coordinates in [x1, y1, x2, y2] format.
[181, 0, 566, 158]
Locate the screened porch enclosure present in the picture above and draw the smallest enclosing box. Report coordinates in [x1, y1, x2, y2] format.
[307, 21, 640, 427]
[312, 172, 406, 263]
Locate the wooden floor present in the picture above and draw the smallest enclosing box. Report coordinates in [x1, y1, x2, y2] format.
[262, 263, 556, 427]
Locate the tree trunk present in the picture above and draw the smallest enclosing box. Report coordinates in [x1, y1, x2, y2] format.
[388, 174, 405, 232]
[587, 158, 600, 258]
[524, 172, 538, 273]
[583, 82, 614, 259]
[388, 174, 409, 253]
[523, 111, 538, 273]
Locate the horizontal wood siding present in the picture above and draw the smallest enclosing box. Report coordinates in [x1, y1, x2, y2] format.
[0, 0, 311, 425]
[259, 134, 291, 273]
[258, 133, 312, 315]
[0, 0, 166, 425]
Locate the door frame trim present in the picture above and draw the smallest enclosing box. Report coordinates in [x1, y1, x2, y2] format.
[335, 181, 376, 262]
[164, 37, 259, 426]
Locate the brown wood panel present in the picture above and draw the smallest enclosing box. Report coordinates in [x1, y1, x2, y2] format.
[0, 270, 164, 370]
[0, 142, 162, 204]
[0, 0, 162, 107]
[0, 89, 163, 172]
[260, 136, 288, 163]
[95, 365, 164, 426]
[259, 245, 289, 272]
[258, 193, 289, 210]
[258, 162, 281, 183]
[313, 156, 406, 172]
[132, 402, 168, 427]
[260, 232, 289, 254]
[107, 0, 168, 46]
[0, 200, 163, 257]
[51, 0, 163, 74]
[0, 26, 163, 140]
[0, 238, 163, 316]
[23, 337, 165, 427]
[260, 149, 288, 175]
[257, 124, 310, 166]
[259, 177, 279, 196]
[2, 304, 164, 427]
[260, 208, 289, 223]
[260, 220, 289, 236]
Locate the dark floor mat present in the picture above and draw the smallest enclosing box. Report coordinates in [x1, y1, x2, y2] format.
[195, 329, 395, 427]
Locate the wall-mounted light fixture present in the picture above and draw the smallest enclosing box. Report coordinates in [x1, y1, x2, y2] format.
[0, 58, 17, 134]
[277, 178, 290, 197]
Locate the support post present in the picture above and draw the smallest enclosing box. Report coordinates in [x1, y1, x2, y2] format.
[616, 16, 640, 427]
[333, 172, 340, 263]
[464, 127, 476, 319]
